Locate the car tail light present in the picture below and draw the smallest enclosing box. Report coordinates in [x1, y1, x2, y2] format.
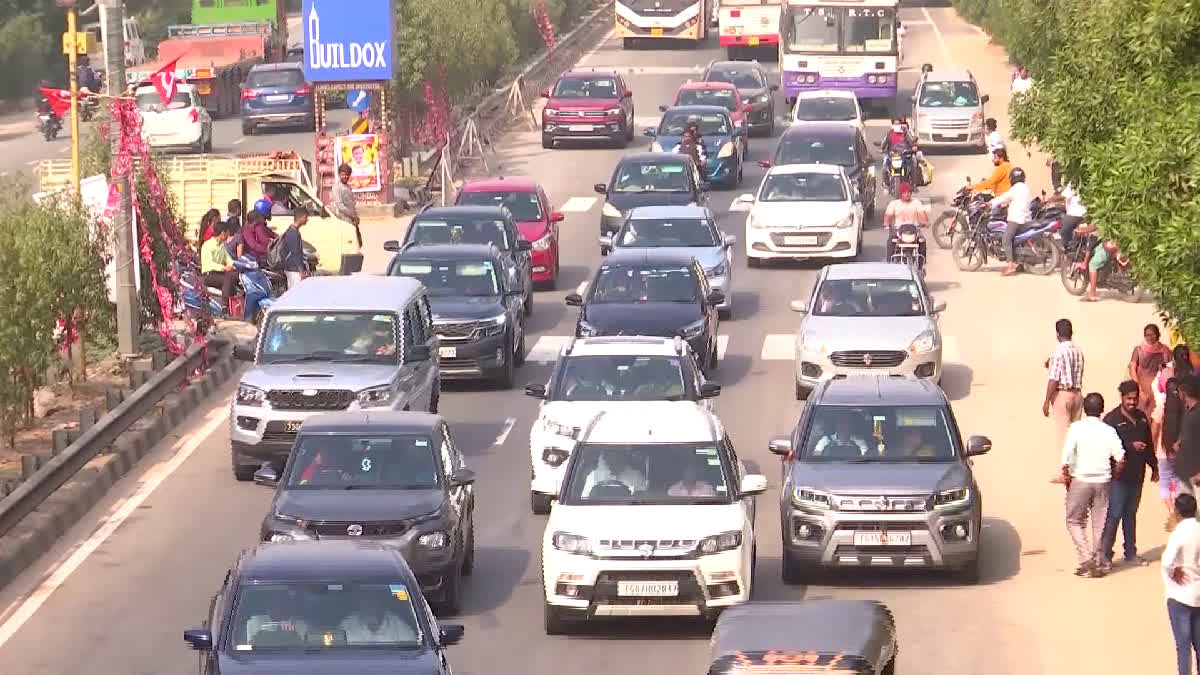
[189, 108, 199, 123]
[730, 9, 740, 16]
[295, 85, 312, 96]
[241, 89, 255, 100]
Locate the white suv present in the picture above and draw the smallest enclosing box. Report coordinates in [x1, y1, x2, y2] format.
[134, 83, 213, 153]
[540, 403, 767, 633]
[524, 336, 722, 514]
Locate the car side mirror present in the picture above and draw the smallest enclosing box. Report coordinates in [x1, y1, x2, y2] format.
[406, 344, 431, 363]
[598, 235, 613, 250]
[699, 382, 721, 398]
[183, 628, 214, 651]
[233, 343, 255, 361]
[706, 289, 725, 306]
[722, 233, 737, 248]
[768, 435, 793, 456]
[789, 300, 808, 313]
[383, 239, 400, 252]
[517, 239, 533, 251]
[769, 84, 779, 91]
[550, 211, 565, 222]
[980, 94, 990, 104]
[539, 88, 550, 98]
[525, 383, 547, 398]
[965, 435, 992, 457]
[565, 293, 583, 307]
[932, 300, 947, 313]
[593, 183, 607, 195]
[739, 474, 769, 496]
[643, 127, 657, 137]
[449, 468, 476, 486]
[253, 465, 279, 487]
[439, 623, 465, 645]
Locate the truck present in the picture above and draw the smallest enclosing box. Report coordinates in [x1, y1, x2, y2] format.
[127, 22, 273, 119]
[716, 0, 782, 60]
[36, 153, 363, 276]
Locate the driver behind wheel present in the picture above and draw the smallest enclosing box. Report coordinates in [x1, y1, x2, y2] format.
[812, 412, 870, 457]
[581, 448, 647, 497]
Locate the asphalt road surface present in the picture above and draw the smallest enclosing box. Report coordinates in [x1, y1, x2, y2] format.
[0, 7, 1173, 675]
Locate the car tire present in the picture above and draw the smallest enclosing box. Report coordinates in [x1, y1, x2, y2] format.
[494, 338, 516, 389]
[956, 554, 981, 584]
[541, 133, 553, 149]
[625, 116, 635, 141]
[795, 380, 811, 400]
[718, 306, 731, 320]
[242, 122, 254, 136]
[766, 114, 776, 138]
[707, 339, 719, 372]
[462, 518, 476, 576]
[781, 547, 805, 585]
[746, 255, 763, 268]
[882, 655, 897, 675]
[622, 37, 636, 50]
[435, 556, 464, 615]
[514, 329, 527, 366]
[231, 447, 257, 481]
[524, 290, 534, 315]
[544, 602, 569, 635]
[531, 492, 553, 515]
[429, 382, 440, 413]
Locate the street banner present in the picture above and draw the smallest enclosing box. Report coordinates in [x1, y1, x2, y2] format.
[336, 134, 382, 193]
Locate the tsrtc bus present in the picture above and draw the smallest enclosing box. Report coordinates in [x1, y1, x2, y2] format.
[779, 0, 900, 109]
[616, 0, 711, 48]
[716, 0, 782, 60]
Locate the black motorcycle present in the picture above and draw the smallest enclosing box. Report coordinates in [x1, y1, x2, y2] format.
[889, 223, 925, 276]
[1059, 232, 1143, 302]
[883, 149, 916, 196]
[932, 181, 991, 249]
[951, 198, 1063, 275]
[37, 110, 61, 141]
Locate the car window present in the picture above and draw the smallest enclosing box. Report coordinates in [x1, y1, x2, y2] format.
[136, 90, 191, 111]
[618, 218, 719, 247]
[811, 279, 926, 317]
[918, 80, 980, 107]
[552, 76, 618, 99]
[408, 218, 511, 249]
[612, 162, 691, 193]
[590, 265, 699, 304]
[457, 190, 543, 222]
[389, 259, 500, 297]
[775, 135, 857, 167]
[552, 355, 689, 401]
[676, 88, 738, 112]
[801, 405, 957, 461]
[707, 68, 764, 90]
[260, 312, 399, 364]
[285, 434, 440, 489]
[559, 443, 733, 504]
[760, 173, 847, 202]
[248, 69, 306, 88]
[794, 97, 857, 122]
[229, 582, 423, 649]
[659, 111, 731, 136]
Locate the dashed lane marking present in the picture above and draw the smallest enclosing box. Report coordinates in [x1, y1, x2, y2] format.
[717, 334, 730, 361]
[760, 333, 796, 361]
[558, 196, 597, 213]
[232, 137, 246, 146]
[494, 417, 517, 446]
[922, 7, 950, 59]
[527, 335, 574, 363]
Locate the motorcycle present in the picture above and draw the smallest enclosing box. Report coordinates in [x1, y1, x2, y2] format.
[932, 180, 991, 249]
[1059, 230, 1143, 302]
[38, 111, 61, 141]
[78, 93, 100, 122]
[884, 150, 911, 196]
[889, 223, 925, 276]
[951, 198, 1063, 275]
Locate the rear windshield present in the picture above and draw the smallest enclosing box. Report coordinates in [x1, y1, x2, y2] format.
[136, 90, 190, 111]
[248, 69, 306, 88]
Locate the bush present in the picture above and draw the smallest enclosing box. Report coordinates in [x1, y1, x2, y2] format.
[0, 13, 57, 99]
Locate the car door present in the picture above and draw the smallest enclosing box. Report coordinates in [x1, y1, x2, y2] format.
[506, 214, 533, 292]
[498, 255, 524, 343]
[695, 262, 718, 339]
[439, 423, 471, 545]
[618, 75, 634, 125]
[538, 186, 559, 258]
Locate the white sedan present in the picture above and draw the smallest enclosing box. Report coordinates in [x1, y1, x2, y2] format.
[733, 163, 864, 266]
[134, 83, 213, 153]
[790, 89, 865, 135]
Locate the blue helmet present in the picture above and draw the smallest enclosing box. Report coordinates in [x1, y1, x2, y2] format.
[252, 198, 272, 217]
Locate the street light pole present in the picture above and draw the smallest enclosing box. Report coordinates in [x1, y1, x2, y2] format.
[59, 0, 81, 195]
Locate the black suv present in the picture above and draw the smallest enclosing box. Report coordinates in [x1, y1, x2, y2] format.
[594, 152, 709, 242]
[763, 122, 878, 219]
[255, 411, 477, 613]
[183, 540, 465, 673]
[386, 243, 527, 387]
[565, 249, 724, 372]
[401, 205, 534, 315]
[702, 59, 779, 136]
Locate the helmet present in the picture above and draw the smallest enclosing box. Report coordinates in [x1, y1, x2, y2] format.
[252, 199, 272, 217]
[1009, 167, 1026, 184]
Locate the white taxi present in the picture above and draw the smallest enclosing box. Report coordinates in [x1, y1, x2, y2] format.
[134, 83, 213, 153]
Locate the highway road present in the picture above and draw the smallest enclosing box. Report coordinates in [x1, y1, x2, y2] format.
[0, 6, 1175, 675]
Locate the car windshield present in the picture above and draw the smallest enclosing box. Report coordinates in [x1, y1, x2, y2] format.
[618, 217, 719, 247]
[285, 434, 440, 489]
[248, 69, 306, 88]
[561, 443, 733, 504]
[408, 218, 511, 250]
[136, 90, 190, 111]
[707, 68, 764, 90]
[552, 355, 690, 401]
[676, 88, 738, 112]
[784, 6, 839, 53]
[919, 81, 980, 107]
[259, 312, 399, 364]
[389, 259, 499, 297]
[659, 111, 731, 136]
[760, 173, 847, 202]
[795, 97, 857, 122]
[552, 76, 618, 99]
[842, 7, 896, 53]
[229, 582, 423, 650]
[457, 190, 543, 222]
[801, 405, 957, 462]
[775, 135, 857, 167]
[812, 279, 926, 317]
[590, 265, 698, 304]
[612, 162, 691, 193]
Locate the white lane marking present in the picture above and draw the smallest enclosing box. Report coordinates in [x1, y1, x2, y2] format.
[760, 333, 796, 361]
[0, 405, 229, 647]
[922, 7, 950, 59]
[26, 160, 39, 166]
[942, 335, 959, 363]
[494, 417, 517, 446]
[576, 28, 615, 65]
[558, 197, 597, 213]
[717, 334, 730, 361]
[232, 137, 246, 146]
[527, 335, 574, 363]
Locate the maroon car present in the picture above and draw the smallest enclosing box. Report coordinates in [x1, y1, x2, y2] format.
[455, 177, 564, 288]
[540, 70, 635, 149]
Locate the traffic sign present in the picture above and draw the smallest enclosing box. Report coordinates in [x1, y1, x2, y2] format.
[346, 89, 371, 112]
[302, 0, 393, 82]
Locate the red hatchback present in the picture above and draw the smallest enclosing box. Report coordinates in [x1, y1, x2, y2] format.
[455, 177, 564, 288]
[670, 81, 749, 151]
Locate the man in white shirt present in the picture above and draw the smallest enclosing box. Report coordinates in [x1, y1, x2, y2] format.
[1012, 67, 1033, 95]
[245, 592, 311, 645]
[988, 166, 1033, 276]
[1057, 183, 1087, 247]
[1164, 493, 1200, 675]
[338, 594, 417, 644]
[984, 118, 1005, 154]
[813, 413, 871, 457]
[582, 450, 648, 497]
[1060, 392, 1125, 577]
[668, 458, 717, 497]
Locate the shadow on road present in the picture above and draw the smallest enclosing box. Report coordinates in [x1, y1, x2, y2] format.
[461, 546, 533, 616]
[940, 362, 973, 400]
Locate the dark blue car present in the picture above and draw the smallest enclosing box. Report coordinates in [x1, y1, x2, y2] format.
[183, 540, 464, 675]
[644, 105, 745, 188]
[240, 62, 315, 135]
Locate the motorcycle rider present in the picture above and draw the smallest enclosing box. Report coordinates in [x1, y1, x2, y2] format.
[986, 166, 1033, 276]
[1047, 181, 1087, 248]
[76, 56, 101, 94]
[239, 204, 277, 261]
[971, 147, 1012, 197]
[880, 118, 924, 187]
[672, 117, 706, 173]
[882, 181, 928, 264]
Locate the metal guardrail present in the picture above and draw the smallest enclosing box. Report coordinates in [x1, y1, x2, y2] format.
[0, 337, 230, 538]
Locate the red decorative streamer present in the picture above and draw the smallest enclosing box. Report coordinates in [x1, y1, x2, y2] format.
[532, 1, 555, 51]
[415, 67, 452, 148]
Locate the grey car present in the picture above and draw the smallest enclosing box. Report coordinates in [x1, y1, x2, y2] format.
[702, 60, 778, 137]
[910, 66, 990, 151]
[600, 205, 736, 318]
[768, 376, 992, 583]
[790, 263, 945, 399]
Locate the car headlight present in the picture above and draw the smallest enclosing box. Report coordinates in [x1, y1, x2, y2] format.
[717, 141, 734, 158]
[753, 93, 771, 104]
[578, 319, 598, 337]
[649, 141, 664, 152]
[551, 531, 593, 555]
[834, 216, 853, 229]
[542, 447, 570, 466]
[602, 202, 622, 218]
[698, 530, 742, 554]
[605, 108, 622, 116]
[867, 166, 876, 177]
[480, 312, 507, 337]
[748, 213, 765, 229]
[933, 487, 971, 510]
[236, 384, 265, 407]
[909, 330, 938, 353]
[356, 385, 393, 408]
[544, 108, 559, 118]
[531, 231, 553, 251]
[793, 487, 833, 509]
[799, 330, 826, 354]
[418, 532, 449, 549]
[269, 514, 314, 541]
[543, 419, 579, 438]
[706, 263, 726, 278]
[680, 319, 705, 338]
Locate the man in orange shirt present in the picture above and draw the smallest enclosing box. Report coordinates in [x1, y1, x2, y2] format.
[972, 147, 1012, 197]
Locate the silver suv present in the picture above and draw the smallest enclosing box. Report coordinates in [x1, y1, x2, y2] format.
[229, 276, 440, 481]
[769, 376, 992, 582]
[911, 66, 990, 151]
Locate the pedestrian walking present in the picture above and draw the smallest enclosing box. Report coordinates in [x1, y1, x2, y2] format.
[1132, 324, 1173, 414]
[330, 163, 363, 248]
[984, 118, 1004, 154]
[1156, 346, 1194, 458]
[1163, 493, 1200, 675]
[280, 206, 308, 291]
[1173, 376, 1200, 499]
[1044, 318, 1085, 455]
[1164, 378, 1188, 530]
[1060, 392, 1125, 577]
[1099, 380, 1156, 570]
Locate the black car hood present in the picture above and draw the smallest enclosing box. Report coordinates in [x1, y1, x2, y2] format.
[606, 191, 696, 213]
[583, 302, 702, 337]
[428, 295, 507, 321]
[274, 488, 445, 522]
[216, 649, 441, 675]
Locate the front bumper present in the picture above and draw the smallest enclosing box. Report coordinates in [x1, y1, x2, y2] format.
[436, 332, 509, 380]
[783, 503, 979, 570]
[916, 126, 985, 148]
[705, 157, 736, 185]
[745, 225, 858, 260]
[794, 343, 942, 387]
[543, 548, 749, 617]
[231, 406, 321, 464]
[744, 103, 773, 130]
[543, 116, 624, 140]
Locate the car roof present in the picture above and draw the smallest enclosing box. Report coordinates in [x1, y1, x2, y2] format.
[712, 601, 894, 659]
[678, 81, 737, 91]
[417, 205, 509, 219]
[459, 176, 539, 192]
[603, 248, 701, 266]
[298, 411, 442, 435]
[581, 402, 722, 444]
[393, 243, 500, 261]
[617, 152, 690, 165]
[249, 62, 304, 73]
[664, 104, 732, 116]
[822, 262, 917, 281]
[562, 69, 619, 78]
[769, 163, 846, 177]
[780, 122, 858, 140]
[567, 336, 688, 357]
[626, 204, 711, 219]
[797, 89, 857, 100]
[268, 276, 424, 312]
[922, 68, 974, 82]
[812, 376, 948, 406]
[240, 541, 413, 581]
[706, 60, 760, 71]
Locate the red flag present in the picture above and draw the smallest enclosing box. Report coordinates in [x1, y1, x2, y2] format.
[150, 56, 182, 106]
[38, 86, 70, 116]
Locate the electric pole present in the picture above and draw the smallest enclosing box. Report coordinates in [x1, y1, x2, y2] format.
[102, 0, 140, 357]
[57, 0, 81, 195]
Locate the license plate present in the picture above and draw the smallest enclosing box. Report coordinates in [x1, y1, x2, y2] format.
[934, 134, 967, 142]
[438, 346, 457, 358]
[265, 94, 290, 102]
[617, 580, 678, 597]
[853, 531, 911, 546]
[285, 421, 303, 432]
[568, 124, 593, 132]
[784, 235, 818, 246]
[748, 36, 759, 46]
[651, 27, 664, 36]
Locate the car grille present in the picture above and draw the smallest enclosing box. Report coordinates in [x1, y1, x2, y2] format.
[434, 321, 479, 341]
[439, 357, 484, 375]
[260, 420, 301, 444]
[769, 232, 831, 248]
[593, 570, 701, 605]
[834, 520, 929, 531]
[594, 538, 699, 559]
[930, 118, 970, 130]
[829, 350, 907, 368]
[834, 544, 930, 557]
[307, 520, 411, 538]
[266, 389, 355, 411]
[556, 110, 608, 118]
[831, 494, 930, 512]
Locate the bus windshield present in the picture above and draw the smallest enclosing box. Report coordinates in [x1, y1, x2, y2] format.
[783, 5, 897, 54]
[843, 7, 896, 53]
[784, 6, 839, 53]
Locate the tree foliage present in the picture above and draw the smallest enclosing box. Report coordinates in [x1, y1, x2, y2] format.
[954, 0, 1200, 343]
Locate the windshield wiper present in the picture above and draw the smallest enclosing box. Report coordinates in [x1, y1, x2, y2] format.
[265, 354, 337, 364]
[330, 354, 379, 363]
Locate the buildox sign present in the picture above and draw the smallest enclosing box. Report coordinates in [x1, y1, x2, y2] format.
[302, 0, 393, 82]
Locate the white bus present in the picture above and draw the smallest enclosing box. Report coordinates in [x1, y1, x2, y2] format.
[617, 0, 711, 48]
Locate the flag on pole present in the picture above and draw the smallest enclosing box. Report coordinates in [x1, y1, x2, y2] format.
[150, 56, 182, 106]
[38, 86, 71, 116]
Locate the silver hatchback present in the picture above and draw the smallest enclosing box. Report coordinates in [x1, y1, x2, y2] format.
[911, 67, 990, 151]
